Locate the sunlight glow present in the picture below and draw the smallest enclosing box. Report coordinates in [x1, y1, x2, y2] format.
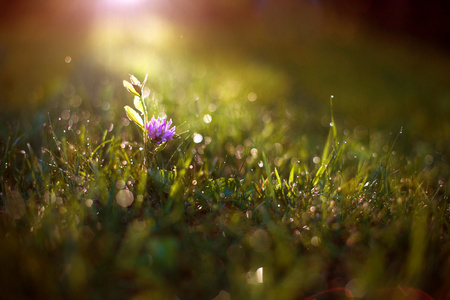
[99, 0, 147, 8]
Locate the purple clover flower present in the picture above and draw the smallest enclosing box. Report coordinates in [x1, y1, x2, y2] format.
[145, 115, 176, 144]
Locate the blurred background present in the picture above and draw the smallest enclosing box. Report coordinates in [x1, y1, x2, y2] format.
[0, 0, 449, 160]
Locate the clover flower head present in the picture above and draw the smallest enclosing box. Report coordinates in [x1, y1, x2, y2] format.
[146, 115, 176, 144]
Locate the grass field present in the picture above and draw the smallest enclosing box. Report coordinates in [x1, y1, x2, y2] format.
[1, 2, 449, 299]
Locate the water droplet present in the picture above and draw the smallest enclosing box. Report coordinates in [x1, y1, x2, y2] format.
[101, 102, 110, 111]
[203, 114, 212, 124]
[116, 189, 134, 208]
[193, 133, 203, 143]
[258, 161, 263, 167]
[85, 199, 93, 208]
[248, 92, 257, 102]
[256, 267, 263, 283]
[61, 110, 71, 120]
[208, 103, 217, 112]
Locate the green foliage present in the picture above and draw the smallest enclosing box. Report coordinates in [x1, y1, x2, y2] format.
[1, 77, 448, 299]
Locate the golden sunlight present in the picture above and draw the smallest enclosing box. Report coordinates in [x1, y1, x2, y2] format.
[98, 0, 148, 8]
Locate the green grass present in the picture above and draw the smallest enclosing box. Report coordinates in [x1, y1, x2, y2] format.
[1, 7, 450, 300]
[1, 79, 448, 299]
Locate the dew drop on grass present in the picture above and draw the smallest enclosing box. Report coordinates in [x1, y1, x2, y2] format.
[208, 103, 217, 112]
[85, 199, 93, 208]
[116, 180, 126, 189]
[193, 133, 203, 143]
[248, 92, 257, 102]
[116, 189, 134, 208]
[256, 267, 263, 283]
[258, 161, 263, 167]
[101, 102, 110, 111]
[203, 114, 212, 124]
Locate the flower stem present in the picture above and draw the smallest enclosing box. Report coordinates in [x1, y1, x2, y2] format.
[141, 94, 149, 169]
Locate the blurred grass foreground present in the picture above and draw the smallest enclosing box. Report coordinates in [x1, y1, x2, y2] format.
[0, 1, 449, 299]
